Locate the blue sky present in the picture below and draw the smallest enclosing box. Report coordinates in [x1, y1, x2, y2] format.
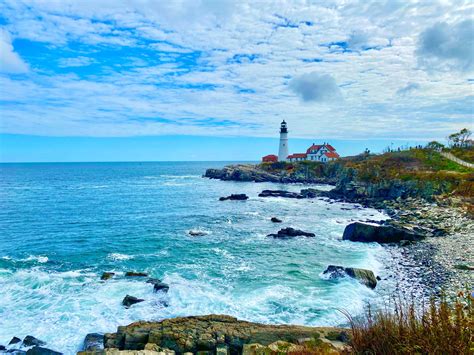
[0, 0, 472, 162]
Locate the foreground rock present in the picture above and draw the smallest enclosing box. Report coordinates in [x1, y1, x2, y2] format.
[100, 272, 115, 281]
[82, 333, 104, 351]
[323, 265, 377, 289]
[26, 347, 62, 355]
[219, 194, 249, 201]
[122, 295, 144, 308]
[267, 227, 315, 238]
[99, 315, 348, 354]
[22, 336, 46, 348]
[343, 222, 425, 243]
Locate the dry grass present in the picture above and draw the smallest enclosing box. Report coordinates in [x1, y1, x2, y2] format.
[345, 292, 474, 354]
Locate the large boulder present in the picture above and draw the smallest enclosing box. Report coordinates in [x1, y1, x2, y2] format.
[22, 336, 46, 348]
[267, 228, 315, 238]
[323, 265, 377, 289]
[342, 222, 425, 243]
[25, 347, 62, 355]
[219, 194, 249, 201]
[204, 165, 281, 183]
[100, 272, 115, 281]
[82, 333, 104, 351]
[122, 295, 145, 308]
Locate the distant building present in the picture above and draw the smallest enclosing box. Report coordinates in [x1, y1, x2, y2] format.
[288, 143, 340, 162]
[262, 154, 278, 163]
[261, 121, 340, 163]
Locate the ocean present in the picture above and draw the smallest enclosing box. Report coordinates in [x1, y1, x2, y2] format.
[0, 162, 392, 354]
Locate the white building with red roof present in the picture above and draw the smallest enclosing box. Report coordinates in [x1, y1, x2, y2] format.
[261, 121, 340, 163]
[288, 142, 340, 163]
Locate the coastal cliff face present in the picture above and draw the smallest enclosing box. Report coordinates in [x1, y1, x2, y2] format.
[205, 149, 474, 207]
[82, 315, 348, 354]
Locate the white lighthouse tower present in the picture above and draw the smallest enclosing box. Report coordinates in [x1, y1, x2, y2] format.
[278, 120, 289, 162]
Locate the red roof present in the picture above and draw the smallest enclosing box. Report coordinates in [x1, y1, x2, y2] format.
[306, 144, 322, 154]
[288, 153, 307, 159]
[325, 144, 336, 152]
[262, 154, 278, 162]
[324, 151, 340, 158]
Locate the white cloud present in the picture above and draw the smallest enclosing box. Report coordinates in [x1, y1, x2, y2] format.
[396, 82, 421, 96]
[0, 29, 28, 73]
[0, 0, 472, 141]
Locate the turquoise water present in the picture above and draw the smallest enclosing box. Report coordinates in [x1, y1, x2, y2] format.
[0, 162, 390, 353]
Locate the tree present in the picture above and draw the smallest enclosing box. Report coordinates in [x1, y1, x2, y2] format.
[426, 141, 445, 151]
[458, 128, 472, 147]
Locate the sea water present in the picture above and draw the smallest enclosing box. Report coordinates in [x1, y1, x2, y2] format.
[0, 162, 392, 353]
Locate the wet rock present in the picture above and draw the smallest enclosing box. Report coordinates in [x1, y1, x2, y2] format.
[25, 347, 62, 355]
[152, 282, 170, 293]
[103, 314, 346, 353]
[258, 190, 303, 199]
[219, 194, 248, 201]
[343, 222, 425, 244]
[188, 230, 208, 237]
[270, 217, 282, 223]
[22, 336, 46, 348]
[100, 272, 115, 281]
[8, 337, 21, 345]
[267, 227, 315, 238]
[82, 333, 104, 351]
[125, 272, 148, 277]
[122, 295, 145, 308]
[0, 345, 5, 351]
[454, 264, 474, 271]
[323, 265, 377, 289]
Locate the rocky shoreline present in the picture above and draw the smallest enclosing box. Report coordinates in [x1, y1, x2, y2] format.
[206, 163, 474, 299]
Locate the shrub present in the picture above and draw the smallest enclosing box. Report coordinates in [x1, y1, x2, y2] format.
[345, 292, 473, 354]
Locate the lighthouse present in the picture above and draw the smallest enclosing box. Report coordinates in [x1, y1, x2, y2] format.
[278, 120, 289, 162]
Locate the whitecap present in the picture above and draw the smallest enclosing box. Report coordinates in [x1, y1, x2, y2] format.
[107, 253, 133, 261]
[25, 255, 49, 263]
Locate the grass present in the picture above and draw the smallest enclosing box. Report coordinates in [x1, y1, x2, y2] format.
[345, 292, 474, 354]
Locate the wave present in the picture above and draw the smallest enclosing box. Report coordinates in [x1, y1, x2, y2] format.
[107, 253, 134, 261]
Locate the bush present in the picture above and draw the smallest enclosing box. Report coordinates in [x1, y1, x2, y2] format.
[345, 292, 473, 354]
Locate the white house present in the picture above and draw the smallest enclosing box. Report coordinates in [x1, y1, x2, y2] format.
[288, 143, 340, 163]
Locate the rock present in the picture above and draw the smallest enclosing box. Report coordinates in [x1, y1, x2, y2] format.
[0, 345, 5, 351]
[146, 278, 162, 286]
[7, 351, 26, 354]
[219, 194, 248, 201]
[82, 333, 104, 351]
[215, 345, 228, 355]
[152, 282, 170, 293]
[188, 230, 208, 237]
[376, 276, 382, 281]
[101, 272, 115, 281]
[270, 217, 282, 223]
[342, 222, 425, 243]
[103, 314, 346, 353]
[122, 295, 145, 308]
[267, 227, 315, 238]
[22, 336, 46, 348]
[323, 265, 377, 289]
[9, 337, 21, 345]
[258, 190, 303, 199]
[125, 272, 148, 277]
[454, 264, 474, 271]
[242, 343, 266, 355]
[25, 347, 62, 355]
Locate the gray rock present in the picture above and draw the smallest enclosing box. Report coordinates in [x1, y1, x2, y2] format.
[82, 333, 104, 351]
[153, 282, 170, 293]
[22, 336, 46, 348]
[270, 217, 282, 223]
[323, 265, 377, 289]
[342, 222, 425, 243]
[8, 337, 21, 345]
[259, 190, 303, 199]
[219, 194, 248, 201]
[25, 347, 62, 355]
[122, 295, 145, 308]
[267, 227, 315, 238]
[100, 272, 115, 280]
[125, 271, 148, 277]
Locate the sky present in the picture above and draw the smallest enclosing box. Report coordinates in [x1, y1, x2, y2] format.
[0, 0, 473, 162]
